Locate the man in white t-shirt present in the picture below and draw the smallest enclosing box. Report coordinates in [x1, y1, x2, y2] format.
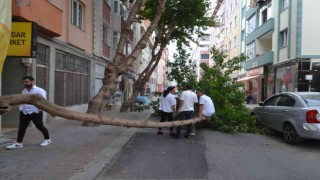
[173, 85, 198, 139]
[197, 89, 215, 117]
[6, 76, 51, 150]
[190, 89, 215, 136]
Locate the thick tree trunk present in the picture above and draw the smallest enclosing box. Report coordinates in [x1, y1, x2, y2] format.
[0, 94, 205, 128]
[83, 63, 120, 126]
[120, 42, 166, 112]
[119, 89, 139, 112]
[120, 78, 146, 112]
[84, 0, 167, 125]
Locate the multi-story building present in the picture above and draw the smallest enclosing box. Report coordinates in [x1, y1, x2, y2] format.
[156, 47, 169, 92]
[190, 29, 212, 81]
[0, 0, 138, 133]
[239, 0, 320, 102]
[134, 20, 157, 96]
[209, 0, 241, 78]
[224, 0, 241, 78]
[2, 0, 93, 129]
[212, 0, 226, 53]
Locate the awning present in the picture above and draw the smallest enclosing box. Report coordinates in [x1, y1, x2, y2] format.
[236, 75, 261, 82]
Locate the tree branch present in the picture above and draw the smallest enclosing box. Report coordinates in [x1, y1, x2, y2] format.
[126, 0, 167, 67]
[0, 94, 205, 128]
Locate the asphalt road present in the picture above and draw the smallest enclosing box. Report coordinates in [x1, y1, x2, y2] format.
[96, 128, 320, 180]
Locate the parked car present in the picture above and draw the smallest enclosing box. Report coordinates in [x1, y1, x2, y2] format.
[252, 92, 320, 144]
[135, 96, 150, 105]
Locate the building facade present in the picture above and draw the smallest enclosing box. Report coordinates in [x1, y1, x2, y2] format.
[1, 0, 143, 132]
[240, 0, 320, 102]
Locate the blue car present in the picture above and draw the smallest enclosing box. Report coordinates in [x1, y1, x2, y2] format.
[135, 96, 150, 105]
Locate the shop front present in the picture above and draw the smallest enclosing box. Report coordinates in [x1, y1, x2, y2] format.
[268, 60, 313, 96]
[237, 67, 264, 103]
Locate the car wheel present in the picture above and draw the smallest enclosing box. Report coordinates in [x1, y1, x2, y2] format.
[283, 123, 301, 144]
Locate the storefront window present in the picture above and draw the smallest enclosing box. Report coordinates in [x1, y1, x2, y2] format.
[267, 68, 275, 97]
[311, 62, 320, 92]
[275, 65, 297, 93]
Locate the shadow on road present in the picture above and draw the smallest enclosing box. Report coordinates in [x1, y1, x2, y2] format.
[97, 128, 207, 179]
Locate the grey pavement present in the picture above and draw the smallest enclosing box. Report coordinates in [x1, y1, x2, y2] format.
[96, 128, 207, 180]
[245, 103, 259, 110]
[0, 105, 153, 180]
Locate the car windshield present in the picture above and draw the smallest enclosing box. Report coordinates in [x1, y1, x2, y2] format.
[299, 94, 320, 106]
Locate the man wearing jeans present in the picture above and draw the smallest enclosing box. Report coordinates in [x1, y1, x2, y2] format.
[173, 85, 198, 139]
[6, 76, 51, 150]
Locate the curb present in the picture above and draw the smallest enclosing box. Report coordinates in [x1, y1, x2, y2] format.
[69, 127, 139, 180]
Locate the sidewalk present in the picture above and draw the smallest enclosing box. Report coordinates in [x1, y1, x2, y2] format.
[0, 106, 153, 180]
[245, 103, 259, 110]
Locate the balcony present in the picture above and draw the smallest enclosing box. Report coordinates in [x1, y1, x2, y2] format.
[12, 0, 62, 37]
[246, 7, 257, 19]
[246, 18, 274, 44]
[245, 50, 273, 70]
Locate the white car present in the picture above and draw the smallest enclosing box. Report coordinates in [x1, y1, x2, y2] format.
[252, 92, 320, 144]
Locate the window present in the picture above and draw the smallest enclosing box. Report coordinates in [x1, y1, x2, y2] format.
[103, 25, 108, 45]
[233, 36, 237, 47]
[113, 0, 119, 14]
[201, 54, 209, 59]
[113, 31, 119, 48]
[261, 8, 268, 24]
[247, 15, 256, 34]
[264, 96, 279, 106]
[103, 1, 111, 22]
[230, 22, 232, 31]
[71, 0, 83, 28]
[234, 16, 238, 26]
[55, 52, 90, 106]
[229, 40, 232, 49]
[281, 0, 289, 10]
[36, 43, 49, 91]
[280, 29, 288, 47]
[200, 35, 210, 41]
[277, 95, 295, 107]
[259, 2, 272, 26]
[120, 3, 127, 19]
[246, 42, 255, 59]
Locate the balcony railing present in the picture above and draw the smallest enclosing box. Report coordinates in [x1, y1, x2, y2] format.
[245, 50, 274, 70]
[246, 18, 274, 44]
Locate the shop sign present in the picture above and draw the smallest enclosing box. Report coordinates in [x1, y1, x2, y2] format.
[305, 75, 313, 80]
[7, 22, 37, 57]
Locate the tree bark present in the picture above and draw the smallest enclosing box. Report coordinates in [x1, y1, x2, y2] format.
[0, 94, 205, 128]
[83, 0, 167, 126]
[119, 77, 146, 112]
[120, 40, 167, 112]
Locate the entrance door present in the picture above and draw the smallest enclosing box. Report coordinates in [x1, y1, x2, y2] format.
[2, 58, 27, 127]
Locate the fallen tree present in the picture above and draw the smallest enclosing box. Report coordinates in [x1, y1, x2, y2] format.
[0, 94, 204, 128]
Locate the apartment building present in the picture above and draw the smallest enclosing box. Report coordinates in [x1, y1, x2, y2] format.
[156, 47, 169, 92]
[240, 0, 320, 102]
[191, 30, 212, 80]
[1, 0, 138, 131]
[209, 0, 241, 80]
[224, 0, 240, 61]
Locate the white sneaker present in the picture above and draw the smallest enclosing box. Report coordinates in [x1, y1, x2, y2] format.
[6, 142, 23, 150]
[40, 139, 52, 147]
[190, 132, 196, 136]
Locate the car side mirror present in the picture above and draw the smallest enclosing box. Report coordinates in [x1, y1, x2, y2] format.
[259, 102, 264, 106]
